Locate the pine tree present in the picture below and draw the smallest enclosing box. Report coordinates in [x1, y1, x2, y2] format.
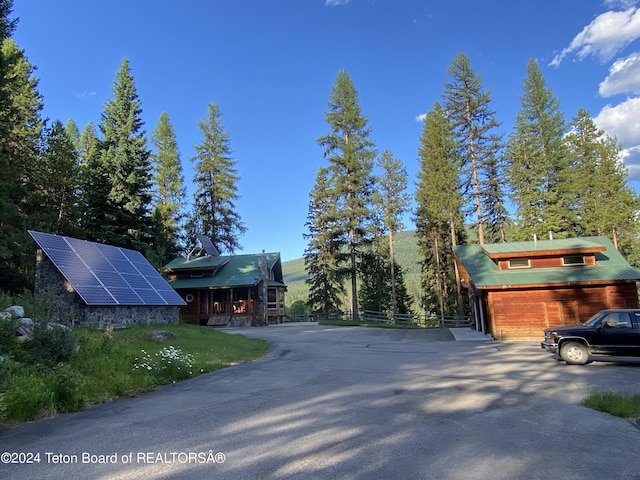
[505, 58, 572, 241]
[29, 120, 79, 236]
[150, 111, 186, 265]
[76, 120, 102, 238]
[358, 237, 413, 317]
[0, 34, 45, 292]
[190, 102, 246, 254]
[64, 119, 80, 148]
[442, 52, 504, 244]
[316, 70, 377, 320]
[0, 0, 15, 40]
[565, 108, 640, 247]
[304, 167, 345, 316]
[76, 120, 98, 166]
[482, 152, 510, 243]
[375, 149, 410, 321]
[85, 58, 154, 252]
[414, 103, 465, 319]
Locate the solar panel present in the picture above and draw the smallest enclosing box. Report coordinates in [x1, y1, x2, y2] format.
[29, 231, 186, 306]
[196, 234, 220, 257]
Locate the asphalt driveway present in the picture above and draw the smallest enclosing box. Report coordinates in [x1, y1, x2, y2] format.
[1, 323, 640, 480]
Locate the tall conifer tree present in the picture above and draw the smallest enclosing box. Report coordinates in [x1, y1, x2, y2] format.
[316, 70, 376, 319]
[150, 111, 186, 264]
[189, 102, 246, 254]
[375, 149, 410, 321]
[29, 120, 79, 236]
[85, 58, 153, 252]
[505, 58, 572, 240]
[414, 103, 465, 319]
[304, 167, 344, 316]
[565, 108, 639, 247]
[0, 30, 45, 291]
[442, 52, 504, 244]
[76, 121, 100, 237]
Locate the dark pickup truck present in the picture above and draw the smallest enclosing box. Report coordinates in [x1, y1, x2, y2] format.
[541, 309, 640, 365]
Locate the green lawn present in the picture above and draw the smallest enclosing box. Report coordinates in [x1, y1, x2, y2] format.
[0, 322, 269, 425]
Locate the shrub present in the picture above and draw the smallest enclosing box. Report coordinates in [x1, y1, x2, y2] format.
[0, 371, 49, 422]
[100, 326, 115, 354]
[49, 363, 86, 412]
[17, 320, 78, 368]
[0, 315, 19, 356]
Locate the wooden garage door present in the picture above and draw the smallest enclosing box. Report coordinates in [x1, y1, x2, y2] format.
[489, 290, 581, 340]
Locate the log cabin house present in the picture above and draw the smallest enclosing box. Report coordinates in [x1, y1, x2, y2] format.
[453, 236, 640, 340]
[162, 250, 287, 327]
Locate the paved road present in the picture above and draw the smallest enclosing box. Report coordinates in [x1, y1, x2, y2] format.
[1, 323, 640, 480]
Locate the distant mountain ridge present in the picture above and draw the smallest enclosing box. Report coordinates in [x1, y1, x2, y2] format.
[282, 230, 422, 309]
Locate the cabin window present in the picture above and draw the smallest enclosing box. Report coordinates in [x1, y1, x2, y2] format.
[268, 288, 277, 309]
[562, 255, 585, 266]
[190, 271, 204, 278]
[508, 258, 530, 269]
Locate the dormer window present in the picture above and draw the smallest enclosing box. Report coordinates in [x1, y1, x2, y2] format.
[508, 258, 530, 269]
[563, 255, 585, 266]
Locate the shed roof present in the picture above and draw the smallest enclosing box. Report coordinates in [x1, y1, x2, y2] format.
[163, 252, 285, 289]
[453, 236, 640, 289]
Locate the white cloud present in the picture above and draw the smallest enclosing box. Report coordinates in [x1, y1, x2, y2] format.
[605, 0, 638, 9]
[620, 145, 640, 181]
[594, 96, 640, 145]
[599, 52, 640, 96]
[75, 90, 96, 101]
[415, 113, 426, 122]
[325, 0, 351, 6]
[594, 97, 640, 180]
[550, 6, 640, 67]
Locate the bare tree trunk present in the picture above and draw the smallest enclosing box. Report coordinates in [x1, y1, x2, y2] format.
[350, 228, 358, 321]
[389, 230, 397, 323]
[450, 214, 465, 318]
[434, 236, 445, 328]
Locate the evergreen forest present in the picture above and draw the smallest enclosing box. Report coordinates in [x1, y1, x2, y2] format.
[1, 2, 639, 322]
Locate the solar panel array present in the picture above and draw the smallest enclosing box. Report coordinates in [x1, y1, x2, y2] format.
[29, 231, 186, 306]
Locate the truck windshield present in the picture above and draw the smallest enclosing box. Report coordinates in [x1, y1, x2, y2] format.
[583, 312, 604, 327]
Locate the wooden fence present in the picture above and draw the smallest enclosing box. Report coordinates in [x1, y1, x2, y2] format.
[285, 311, 471, 328]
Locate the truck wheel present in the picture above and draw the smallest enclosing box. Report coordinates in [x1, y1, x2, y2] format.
[560, 341, 589, 365]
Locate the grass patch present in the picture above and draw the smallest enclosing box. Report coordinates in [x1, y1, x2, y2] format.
[0, 323, 269, 425]
[583, 390, 640, 419]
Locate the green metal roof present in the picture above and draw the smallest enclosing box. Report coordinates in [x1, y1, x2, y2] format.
[453, 236, 640, 288]
[480, 237, 605, 256]
[163, 255, 230, 270]
[162, 252, 285, 290]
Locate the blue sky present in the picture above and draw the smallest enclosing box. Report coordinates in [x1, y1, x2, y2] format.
[11, 0, 640, 261]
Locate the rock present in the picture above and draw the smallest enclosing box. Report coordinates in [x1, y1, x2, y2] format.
[151, 330, 177, 341]
[47, 322, 71, 331]
[16, 318, 34, 337]
[5, 305, 24, 318]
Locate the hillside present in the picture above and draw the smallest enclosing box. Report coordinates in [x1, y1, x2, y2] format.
[282, 230, 422, 310]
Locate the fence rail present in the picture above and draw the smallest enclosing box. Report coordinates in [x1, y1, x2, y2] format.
[285, 311, 472, 328]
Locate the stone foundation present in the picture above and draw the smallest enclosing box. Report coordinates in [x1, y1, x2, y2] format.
[229, 316, 252, 327]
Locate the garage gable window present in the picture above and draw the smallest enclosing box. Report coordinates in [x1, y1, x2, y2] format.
[562, 255, 585, 266]
[508, 258, 530, 269]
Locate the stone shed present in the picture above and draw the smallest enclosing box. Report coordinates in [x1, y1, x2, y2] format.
[30, 231, 185, 329]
